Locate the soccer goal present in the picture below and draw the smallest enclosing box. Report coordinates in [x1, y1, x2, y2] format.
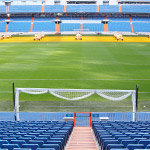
[14, 88, 136, 121]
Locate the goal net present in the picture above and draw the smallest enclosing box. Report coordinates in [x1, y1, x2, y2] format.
[15, 88, 136, 121]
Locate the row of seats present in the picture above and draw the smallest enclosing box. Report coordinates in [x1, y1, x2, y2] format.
[0, 5, 150, 13]
[0, 16, 149, 32]
[0, 21, 149, 32]
[0, 121, 74, 150]
[93, 121, 150, 150]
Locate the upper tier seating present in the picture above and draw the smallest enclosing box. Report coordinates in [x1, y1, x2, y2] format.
[0, 6, 6, 13]
[99, 5, 119, 13]
[0, 121, 73, 150]
[92, 121, 150, 150]
[9, 5, 42, 13]
[0, 5, 150, 13]
[122, 5, 150, 13]
[44, 5, 64, 13]
[66, 5, 97, 12]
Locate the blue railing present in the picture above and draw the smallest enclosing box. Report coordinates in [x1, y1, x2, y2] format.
[0, 112, 150, 121]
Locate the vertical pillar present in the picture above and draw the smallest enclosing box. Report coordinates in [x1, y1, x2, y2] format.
[42, 5, 44, 13]
[119, 5, 122, 13]
[80, 16, 83, 32]
[55, 17, 60, 34]
[97, 5, 99, 12]
[64, 5, 66, 13]
[129, 16, 134, 33]
[104, 17, 108, 32]
[6, 5, 9, 13]
[5, 17, 10, 32]
[30, 16, 34, 32]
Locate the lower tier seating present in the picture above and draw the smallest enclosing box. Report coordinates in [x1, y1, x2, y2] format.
[92, 121, 150, 150]
[0, 121, 74, 150]
[0, 17, 150, 32]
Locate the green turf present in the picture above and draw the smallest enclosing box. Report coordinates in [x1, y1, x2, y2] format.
[0, 42, 150, 112]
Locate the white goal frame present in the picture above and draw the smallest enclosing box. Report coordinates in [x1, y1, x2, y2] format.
[15, 88, 136, 121]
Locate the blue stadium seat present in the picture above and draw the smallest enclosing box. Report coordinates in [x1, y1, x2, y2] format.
[18, 138, 32, 143]
[134, 138, 147, 143]
[34, 138, 47, 144]
[103, 140, 119, 150]
[146, 144, 150, 149]
[2, 144, 19, 150]
[11, 140, 26, 147]
[46, 141, 62, 149]
[42, 144, 60, 150]
[3, 138, 17, 143]
[121, 140, 137, 147]
[29, 140, 44, 147]
[139, 140, 150, 148]
[127, 144, 144, 150]
[106, 144, 124, 150]
[22, 144, 39, 150]
[0, 141, 9, 148]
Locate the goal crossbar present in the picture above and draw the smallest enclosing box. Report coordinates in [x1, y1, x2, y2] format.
[15, 88, 136, 121]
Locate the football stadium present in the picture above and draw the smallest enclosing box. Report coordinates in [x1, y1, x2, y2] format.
[0, 0, 150, 149]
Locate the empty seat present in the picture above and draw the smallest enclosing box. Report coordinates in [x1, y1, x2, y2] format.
[127, 144, 144, 150]
[42, 144, 60, 150]
[29, 140, 44, 147]
[106, 144, 124, 150]
[11, 140, 26, 147]
[2, 144, 19, 150]
[22, 144, 39, 150]
[139, 140, 150, 148]
[103, 140, 119, 150]
[46, 141, 62, 149]
[146, 144, 150, 149]
[0, 141, 9, 148]
[121, 140, 137, 147]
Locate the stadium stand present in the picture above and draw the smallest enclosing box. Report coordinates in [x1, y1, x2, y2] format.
[122, 5, 150, 13]
[7, 22, 31, 32]
[82, 23, 104, 32]
[93, 121, 150, 150]
[0, 121, 73, 150]
[0, 22, 6, 32]
[0, 6, 6, 13]
[60, 23, 80, 31]
[108, 22, 131, 32]
[99, 5, 119, 13]
[66, 5, 97, 12]
[9, 5, 42, 13]
[132, 22, 150, 32]
[44, 5, 64, 13]
[32, 22, 55, 32]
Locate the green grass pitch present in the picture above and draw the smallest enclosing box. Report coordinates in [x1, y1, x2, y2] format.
[0, 42, 150, 112]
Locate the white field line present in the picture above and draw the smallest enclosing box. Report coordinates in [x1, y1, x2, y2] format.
[0, 79, 150, 81]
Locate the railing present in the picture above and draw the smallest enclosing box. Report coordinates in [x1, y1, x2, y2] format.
[0, 112, 150, 121]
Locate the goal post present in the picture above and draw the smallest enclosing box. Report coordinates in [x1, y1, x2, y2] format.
[14, 88, 136, 121]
